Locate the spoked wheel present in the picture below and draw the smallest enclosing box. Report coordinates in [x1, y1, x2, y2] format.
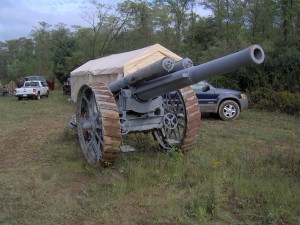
[76, 83, 121, 166]
[153, 86, 201, 152]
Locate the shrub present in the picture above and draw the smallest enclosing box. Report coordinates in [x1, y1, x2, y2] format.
[250, 89, 300, 116]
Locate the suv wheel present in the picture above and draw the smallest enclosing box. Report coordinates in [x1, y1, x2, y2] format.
[218, 100, 240, 121]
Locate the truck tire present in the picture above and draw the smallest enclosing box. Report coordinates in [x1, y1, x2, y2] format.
[46, 90, 49, 97]
[36, 93, 41, 100]
[18, 96, 23, 101]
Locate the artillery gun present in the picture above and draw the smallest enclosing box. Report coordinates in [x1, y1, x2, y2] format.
[73, 45, 265, 166]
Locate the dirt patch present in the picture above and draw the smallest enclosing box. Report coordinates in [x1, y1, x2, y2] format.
[0, 119, 68, 169]
[55, 174, 92, 196]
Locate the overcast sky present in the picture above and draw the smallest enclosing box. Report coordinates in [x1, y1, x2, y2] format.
[0, 0, 91, 41]
[0, 0, 211, 42]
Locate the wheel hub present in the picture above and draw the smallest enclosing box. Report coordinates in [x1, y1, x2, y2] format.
[82, 121, 93, 130]
[163, 112, 178, 129]
[224, 105, 236, 117]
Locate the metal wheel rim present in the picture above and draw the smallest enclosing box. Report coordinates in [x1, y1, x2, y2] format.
[223, 104, 236, 118]
[77, 86, 103, 164]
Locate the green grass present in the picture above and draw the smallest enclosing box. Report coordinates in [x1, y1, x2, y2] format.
[0, 92, 299, 224]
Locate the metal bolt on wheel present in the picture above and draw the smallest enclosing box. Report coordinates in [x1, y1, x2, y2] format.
[76, 83, 121, 166]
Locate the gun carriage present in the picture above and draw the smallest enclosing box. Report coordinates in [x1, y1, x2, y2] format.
[71, 44, 265, 166]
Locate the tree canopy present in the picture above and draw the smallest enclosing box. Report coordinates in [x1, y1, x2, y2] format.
[0, 0, 299, 92]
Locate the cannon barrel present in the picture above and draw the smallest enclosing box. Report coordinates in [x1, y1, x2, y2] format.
[133, 45, 264, 101]
[109, 57, 174, 92]
[109, 57, 194, 92]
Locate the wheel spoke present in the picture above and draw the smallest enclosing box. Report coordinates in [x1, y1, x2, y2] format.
[86, 138, 93, 148]
[91, 140, 100, 162]
[176, 125, 181, 138]
[95, 124, 103, 129]
[171, 129, 178, 140]
[94, 130, 103, 144]
[82, 93, 90, 105]
[88, 94, 96, 116]
[178, 120, 184, 129]
[169, 94, 176, 110]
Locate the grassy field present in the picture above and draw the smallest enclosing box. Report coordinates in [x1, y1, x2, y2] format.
[0, 91, 299, 225]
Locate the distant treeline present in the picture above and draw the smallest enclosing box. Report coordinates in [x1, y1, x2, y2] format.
[0, 0, 299, 93]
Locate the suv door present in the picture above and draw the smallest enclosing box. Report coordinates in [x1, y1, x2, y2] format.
[192, 81, 217, 113]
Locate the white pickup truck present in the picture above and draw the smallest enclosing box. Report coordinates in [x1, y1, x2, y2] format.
[15, 80, 49, 100]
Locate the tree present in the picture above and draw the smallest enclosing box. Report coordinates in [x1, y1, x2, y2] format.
[155, 0, 194, 52]
[200, 0, 228, 36]
[118, 0, 154, 48]
[200, 0, 247, 42]
[184, 17, 218, 60]
[7, 59, 27, 79]
[0, 42, 9, 80]
[30, 22, 53, 78]
[51, 24, 78, 83]
[80, 0, 128, 59]
[1, 38, 35, 80]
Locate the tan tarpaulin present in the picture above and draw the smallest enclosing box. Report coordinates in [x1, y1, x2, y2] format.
[7, 80, 16, 93]
[70, 44, 182, 102]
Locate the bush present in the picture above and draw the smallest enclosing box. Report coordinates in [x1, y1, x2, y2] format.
[250, 89, 300, 116]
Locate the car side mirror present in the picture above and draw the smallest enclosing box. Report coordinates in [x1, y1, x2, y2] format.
[202, 85, 210, 92]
